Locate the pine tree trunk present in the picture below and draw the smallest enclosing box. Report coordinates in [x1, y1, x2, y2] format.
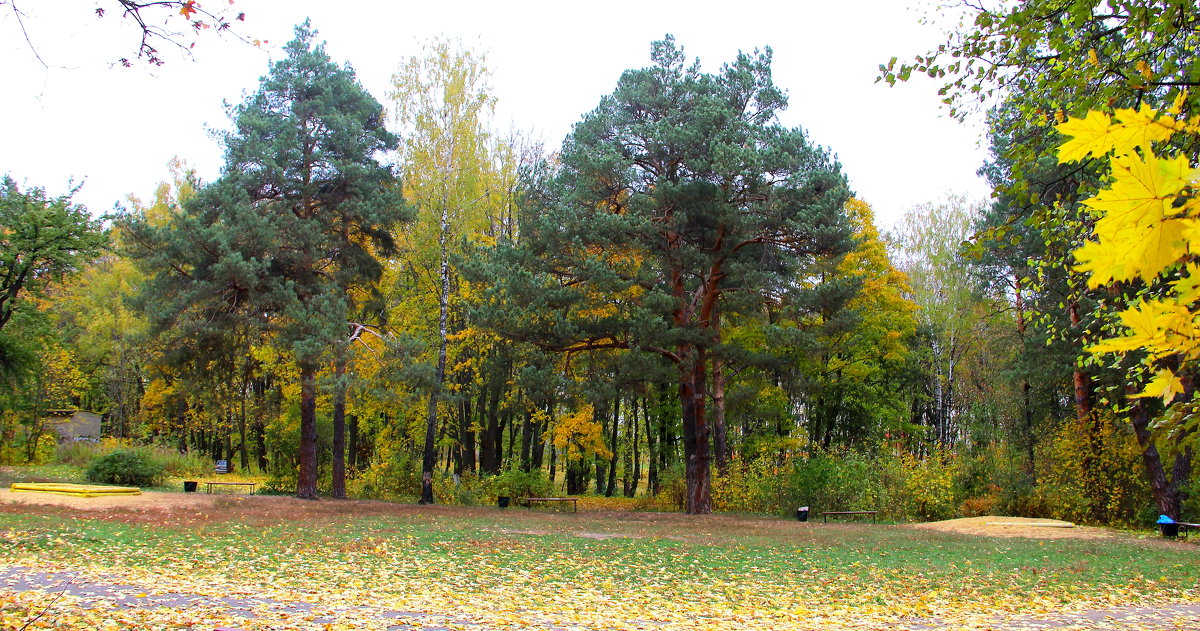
[627, 397, 641, 497]
[594, 401, 609, 493]
[531, 404, 548, 470]
[297, 361, 319, 499]
[605, 397, 619, 497]
[644, 396, 658, 496]
[712, 354, 729, 476]
[332, 355, 347, 499]
[681, 352, 712, 514]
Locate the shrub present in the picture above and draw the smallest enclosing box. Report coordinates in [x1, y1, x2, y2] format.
[1034, 416, 1149, 525]
[55, 440, 103, 467]
[435, 472, 487, 506]
[486, 469, 553, 502]
[350, 427, 421, 500]
[149, 446, 210, 477]
[960, 484, 1001, 517]
[85, 449, 165, 487]
[656, 466, 687, 511]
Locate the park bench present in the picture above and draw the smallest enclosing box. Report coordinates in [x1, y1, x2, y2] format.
[206, 481, 256, 495]
[1175, 522, 1200, 538]
[822, 510, 877, 524]
[522, 497, 577, 512]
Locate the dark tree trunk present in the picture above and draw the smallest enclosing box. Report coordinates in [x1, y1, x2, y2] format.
[531, 404, 548, 470]
[626, 397, 641, 497]
[567, 458, 587, 495]
[459, 394, 476, 474]
[297, 361, 319, 499]
[255, 418, 267, 473]
[420, 344, 445, 504]
[644, 396, 658, 496]
[331, 356, 347, 499]
[481, 374, 502, 474]
[504, 409, 515, 471]
[605, 397, 619, 497]
[712, 311, 729, 475]
[680, 352, 712, 514]
[594, 401, 609, 494]
[348, 414, 358, 472]
[238, 387, 249, 473]
[520, 409, 533, 472]
[1127, 388, 1179, 517]
[462, 391, 478, 473]
[548, 433, 557, 490]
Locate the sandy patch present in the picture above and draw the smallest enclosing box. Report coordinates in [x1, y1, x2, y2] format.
[913, 516, 1117, 540]
[2, 489, 221, 511]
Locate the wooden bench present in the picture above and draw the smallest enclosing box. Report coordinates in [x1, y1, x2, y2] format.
[1175, 522, 1200, 538]
[823, 510, 877, 524]
[206, 481, 256, 495]
[523, 497, 577, 512]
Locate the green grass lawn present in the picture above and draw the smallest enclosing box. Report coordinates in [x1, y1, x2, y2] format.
[0, 492, 1197, 630]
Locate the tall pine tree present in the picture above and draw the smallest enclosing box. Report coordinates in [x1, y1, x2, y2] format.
[471, 37, 852, 513]
[121, 22, 408, 499]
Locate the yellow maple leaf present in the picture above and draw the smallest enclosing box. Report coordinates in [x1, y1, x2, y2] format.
[1088, 299, 1171, 355]
[1110, 105, 1178, 148]
[1077, 151, 1193, 284]
[1057, 106, 1175, 163]
[1132, 369, 1185, 403]
[1056, 110, 1115, 162]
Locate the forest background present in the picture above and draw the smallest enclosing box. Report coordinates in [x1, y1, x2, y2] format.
[0, 0, 1196, 525]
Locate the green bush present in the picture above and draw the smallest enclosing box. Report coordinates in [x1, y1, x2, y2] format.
[55, 440, 104, 467]
[486, 469, 553, 502]
[84, 449, 165, 487]
[435, 472, 487, 506]
[149, 446, 210, 477]
[657, 465, 688, 511]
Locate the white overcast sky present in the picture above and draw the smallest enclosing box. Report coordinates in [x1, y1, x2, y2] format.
[2, 0, 990, 229]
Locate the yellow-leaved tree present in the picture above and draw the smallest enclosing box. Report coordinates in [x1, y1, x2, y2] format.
[1057, 101, 1196, 402]
[1056, 100, 1198, 518]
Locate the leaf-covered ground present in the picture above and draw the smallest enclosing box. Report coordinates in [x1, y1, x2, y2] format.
[0, 494, 1197, 630]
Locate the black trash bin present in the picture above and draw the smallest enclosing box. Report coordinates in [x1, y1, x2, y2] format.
[498, 496, 510, 508]
[183, 481, 198, 493]
[1161, 522, 1180, 538]
[796, 506, 809, 522]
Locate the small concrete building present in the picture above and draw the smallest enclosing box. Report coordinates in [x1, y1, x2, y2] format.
[44, 409, 102, 440]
